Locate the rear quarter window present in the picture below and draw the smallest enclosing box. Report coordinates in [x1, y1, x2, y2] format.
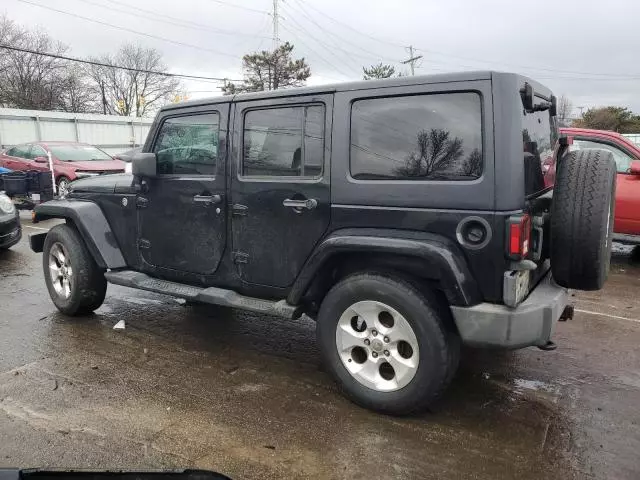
[522, 102, 558, 196]
[350, 92, 483, 181]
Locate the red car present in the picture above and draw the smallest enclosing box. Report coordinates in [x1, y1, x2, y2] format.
[0, 141, 126, 196]
[555, 128, 640, 244]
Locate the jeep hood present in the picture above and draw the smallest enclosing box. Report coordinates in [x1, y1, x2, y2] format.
[70, 174, 134, 194]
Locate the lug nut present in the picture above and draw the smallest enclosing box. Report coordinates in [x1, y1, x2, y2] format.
[383, 336, 389, 343]
[364, 339, 370, 345]
[384, 350, 390, 356]
[372, 352, 378, 358]
[372, 330, 378, 336]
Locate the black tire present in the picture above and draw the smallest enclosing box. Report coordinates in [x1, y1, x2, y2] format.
[316, 272, 457, 415]
[551, 149, 616, 290]
[43, 223, 107, 315]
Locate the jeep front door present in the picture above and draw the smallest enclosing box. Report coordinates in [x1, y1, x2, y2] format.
[231, 96, 332, 288]
[138, 106, 228, 276]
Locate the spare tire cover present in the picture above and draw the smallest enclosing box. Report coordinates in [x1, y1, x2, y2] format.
[550, 149, 616, 290]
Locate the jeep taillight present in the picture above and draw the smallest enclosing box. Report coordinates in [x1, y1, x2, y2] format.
[507, 214, 531, 260]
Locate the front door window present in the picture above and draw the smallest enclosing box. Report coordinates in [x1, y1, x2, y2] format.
[153, 113, 220, 175]
[571, 139, 634, 173]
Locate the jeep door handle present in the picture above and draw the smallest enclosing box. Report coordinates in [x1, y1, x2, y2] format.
[193, 194, 221, 205]
[283, 198, 318, 210]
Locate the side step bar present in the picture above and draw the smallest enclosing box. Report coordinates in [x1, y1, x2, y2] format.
[104, 270, 303, 319]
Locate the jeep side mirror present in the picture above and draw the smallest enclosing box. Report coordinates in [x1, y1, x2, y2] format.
[629, 160, 640, 175]
[132, 152, 157, 177]
[33, 156, 48, 163]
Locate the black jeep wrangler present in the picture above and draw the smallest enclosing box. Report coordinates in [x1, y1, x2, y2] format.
[30, 72, 616, 414]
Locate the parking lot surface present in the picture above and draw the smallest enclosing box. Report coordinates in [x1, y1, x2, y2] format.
[1, 214, 639, 479]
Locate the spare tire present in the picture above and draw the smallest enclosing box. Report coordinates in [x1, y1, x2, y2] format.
[550, 149, 616, 290]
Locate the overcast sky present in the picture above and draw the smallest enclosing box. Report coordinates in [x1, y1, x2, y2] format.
[4, 0, 640, 116]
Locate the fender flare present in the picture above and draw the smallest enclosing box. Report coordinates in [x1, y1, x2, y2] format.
[32, 199, 126, 269]
[287, 228, 481, 307]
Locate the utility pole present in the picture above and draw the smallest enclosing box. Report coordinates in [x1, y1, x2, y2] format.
[577, 106, 586, 117]
[272, 0, 279, 51]
[401, 45, 423, 76]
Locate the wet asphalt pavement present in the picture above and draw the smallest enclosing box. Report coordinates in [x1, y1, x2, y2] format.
[1, 213, 640, 479]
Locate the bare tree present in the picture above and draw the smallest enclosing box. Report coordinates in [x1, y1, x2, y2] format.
[86, 44, 181, 116]
[395, 129, 464, 178]
[557, 95, 573, 127]
[222, 42, 310, 94]
[0, 15, 80, 111]
[462, 148, 482, 177]
[57, 65, 95, 113]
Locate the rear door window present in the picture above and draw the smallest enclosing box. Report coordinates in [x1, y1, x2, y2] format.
[350, 92, 483, 180]
[242, 105, 325, 178]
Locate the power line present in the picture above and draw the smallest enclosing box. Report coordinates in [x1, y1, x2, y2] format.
[278, 24, 345, 81]
[17, 0, 239, 59]
[296, 1, 640, 80]
[202, 0, 270, 15]
[279, 21, 354, 78]
[280, 2, 360, 68]
[78, 0, 272, 39]
[0, 44, 243, 82]
[285, 0, 399, 65]
[297, 1, 405, 49]
[279, 7, 358, 77]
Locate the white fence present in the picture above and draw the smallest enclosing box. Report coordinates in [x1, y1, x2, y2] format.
[0, 108, 154, 155]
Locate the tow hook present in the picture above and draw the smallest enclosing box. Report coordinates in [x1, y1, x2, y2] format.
[538, 341, 557, 351]
[559, 305, 575, 321]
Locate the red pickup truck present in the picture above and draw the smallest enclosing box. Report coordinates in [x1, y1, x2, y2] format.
[554, 128, 640, 245]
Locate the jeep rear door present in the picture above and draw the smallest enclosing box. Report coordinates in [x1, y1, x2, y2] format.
[138, 103, 228, 276]
[230, 94, 332, 288]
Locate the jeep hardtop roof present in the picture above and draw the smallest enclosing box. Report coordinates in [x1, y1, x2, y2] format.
[161, 71, 552, 111]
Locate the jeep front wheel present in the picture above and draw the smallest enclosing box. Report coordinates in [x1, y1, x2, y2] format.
[43, 224, 107, 315]
[316, 273, 457, 415]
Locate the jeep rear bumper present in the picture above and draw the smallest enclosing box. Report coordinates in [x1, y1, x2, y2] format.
[449, 271, 568, 349]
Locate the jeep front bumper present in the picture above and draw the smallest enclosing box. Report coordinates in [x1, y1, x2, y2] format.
[449, 271, 568, 349]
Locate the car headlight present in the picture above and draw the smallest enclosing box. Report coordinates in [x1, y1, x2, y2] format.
[0, 193, 16, 214]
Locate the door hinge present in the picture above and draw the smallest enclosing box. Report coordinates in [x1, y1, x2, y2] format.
[231, 204, 248, 216]
[136, 196, 149, 209]
[233, 251, 249, 264]
[138, 238, 151, 250]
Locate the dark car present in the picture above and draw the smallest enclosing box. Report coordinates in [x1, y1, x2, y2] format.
[0, 192, 21, 249]
[30, 72, 616, 414]
[0, 141, 126, 197]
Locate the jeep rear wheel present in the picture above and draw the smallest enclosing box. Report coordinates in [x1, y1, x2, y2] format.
[316, 273, 457, 415]
[551, 149, 616, 290]
[43, 224, 107, 315]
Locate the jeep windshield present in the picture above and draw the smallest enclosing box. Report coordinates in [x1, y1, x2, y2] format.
[522, 97, 558, 197]
[50, 145, 113, 161]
